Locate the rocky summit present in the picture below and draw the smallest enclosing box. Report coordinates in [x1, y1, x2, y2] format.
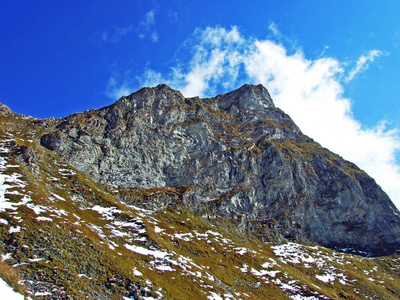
[0, 84, 400, 299]
[40, 84, 400, 255]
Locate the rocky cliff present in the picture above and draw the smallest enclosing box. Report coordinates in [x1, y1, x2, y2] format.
[37, 84, 400, 256]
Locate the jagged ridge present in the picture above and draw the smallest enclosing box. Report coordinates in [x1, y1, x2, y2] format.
[36, 84, 400, 256]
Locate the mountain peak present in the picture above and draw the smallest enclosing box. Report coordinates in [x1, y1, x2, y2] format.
[236, 83, 269, 92]
[108, 84, 185, 115]
[36, 84, 400, 256]
[217, 84, 275, 114]
[126, 84, 184, 99]
[154, 83, 176, 91]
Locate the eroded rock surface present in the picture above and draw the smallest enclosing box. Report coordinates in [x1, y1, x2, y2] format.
[39, 84, 400, 255]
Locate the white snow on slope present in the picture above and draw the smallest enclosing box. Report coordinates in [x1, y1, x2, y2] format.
[124, 244, 169, 259]
[0, 278, 24, 300]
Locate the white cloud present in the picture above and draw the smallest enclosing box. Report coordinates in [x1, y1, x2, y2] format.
[243, 40, 400, 208]
[268, 21, 283, 40]
[143, 10, 155, 26]
[178, 27, 244, 97]
[139, 9, 158, 42]
[268, 22, 280, 37]
[345, 50, 387, 82]
[126, 26, 245, 97]
[107, 26, 400, 209]
[106, 76, 132, 99]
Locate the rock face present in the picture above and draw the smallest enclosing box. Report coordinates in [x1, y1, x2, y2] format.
[40, 84, 400, 255]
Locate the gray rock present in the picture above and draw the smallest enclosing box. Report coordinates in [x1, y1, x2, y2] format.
[39, 84, 400, 255]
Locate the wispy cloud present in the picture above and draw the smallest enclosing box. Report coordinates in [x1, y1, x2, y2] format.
[106, 76, 132, 99]
[139, 9, 158, 42]
[107, 26, 400, 208]
[101, 25, 134, 43]
[345, 50, 388, 82]
[268, 21, 282, 39]
[267, 21, 299, 52]
[99, 9, 159, 44]
[168, 10, 178, 23]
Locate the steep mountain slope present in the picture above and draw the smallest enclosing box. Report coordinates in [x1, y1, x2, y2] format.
[0, 85, 399, 299]
[39, 84, 400, 255]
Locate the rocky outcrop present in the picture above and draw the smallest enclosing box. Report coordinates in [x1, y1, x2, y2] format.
[39, 84, 400, 255]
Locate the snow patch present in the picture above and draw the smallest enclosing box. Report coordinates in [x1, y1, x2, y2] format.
[1, 253, 13, 261]
[9, 226, 21, 234]
[154, 226, 164, 233]
[124, 244, 169, 259]
[133, 267, 143, 276]
[155, 264, 175, 272]
[316, 273, 336, 284]
[91, 205, 122, 220]
[173, 232, 194, 241]
[36, 217, 53, 222]
[35, 291, 52, 296]
[51, 193, 66, 201]
[233, 247, 247, 255]
[207, 292, 224, 300]
[0, 278, 24, 299]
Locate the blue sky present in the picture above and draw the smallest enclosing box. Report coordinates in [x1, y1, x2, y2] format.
[1, 1, 400, 208]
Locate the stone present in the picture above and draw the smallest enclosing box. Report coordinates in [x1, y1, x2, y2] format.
[39, 84, 400, 255]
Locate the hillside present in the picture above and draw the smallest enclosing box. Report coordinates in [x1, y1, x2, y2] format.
[0, 85, 399, 299]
